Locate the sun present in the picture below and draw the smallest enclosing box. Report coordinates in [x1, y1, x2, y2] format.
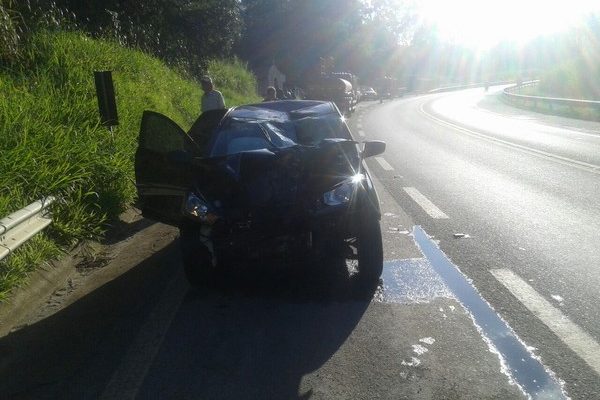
[417, 0, 599, 48]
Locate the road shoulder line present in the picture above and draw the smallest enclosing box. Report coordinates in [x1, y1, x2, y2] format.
[99, 270, 188, 400]
[419, 102, 600, 175]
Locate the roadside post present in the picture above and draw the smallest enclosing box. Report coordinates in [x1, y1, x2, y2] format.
[94, 71, 119, 141]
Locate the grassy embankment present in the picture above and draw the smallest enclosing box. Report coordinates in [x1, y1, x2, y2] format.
[516, 58, 600, 121]
[0, 30, 260, 300]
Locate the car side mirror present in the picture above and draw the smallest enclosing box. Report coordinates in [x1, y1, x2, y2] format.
[362, 140, 386, 158]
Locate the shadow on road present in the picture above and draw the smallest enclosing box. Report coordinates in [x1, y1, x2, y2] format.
[137, 254, 376, 399]
[0, 241, 181, 399]
[0, 238, 376, 399]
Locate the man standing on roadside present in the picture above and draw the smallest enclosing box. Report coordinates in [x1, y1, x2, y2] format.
[200, 76, 225, 112]
[263, 86, 278, 101]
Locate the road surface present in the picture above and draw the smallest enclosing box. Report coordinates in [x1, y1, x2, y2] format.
[359, 87, 600, 399]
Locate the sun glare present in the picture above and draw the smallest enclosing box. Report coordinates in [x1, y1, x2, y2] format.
[417, 0, 599, 48]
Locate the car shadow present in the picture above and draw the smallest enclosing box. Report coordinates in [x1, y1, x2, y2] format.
[0, 239, 378, 400]
[137, 254, 376, 400]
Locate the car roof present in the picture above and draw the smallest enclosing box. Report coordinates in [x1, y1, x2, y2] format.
[228, 100, 337, 122]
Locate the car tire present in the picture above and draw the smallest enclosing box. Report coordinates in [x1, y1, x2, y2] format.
[179, 227, 214, 287]
[357, 215, 383, 284]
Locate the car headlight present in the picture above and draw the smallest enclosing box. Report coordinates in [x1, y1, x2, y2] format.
[323, 174, 364, 206]
[185, 193, 217, 223]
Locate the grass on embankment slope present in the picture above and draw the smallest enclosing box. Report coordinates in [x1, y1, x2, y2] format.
[537, 58, 600, 101]
[0, 30, 260, 300]
[514, 57, 600, 121]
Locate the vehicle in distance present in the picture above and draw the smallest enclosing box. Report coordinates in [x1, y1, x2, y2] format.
[361, 86, 378, 101]
[304, 76, 356, 116]
[134, 100, 386, 287]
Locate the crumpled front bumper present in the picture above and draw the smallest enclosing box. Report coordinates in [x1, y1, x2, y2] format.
[204, 202, 360, 261]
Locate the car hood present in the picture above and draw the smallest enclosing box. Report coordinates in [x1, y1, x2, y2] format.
[189, 140, 360, 218]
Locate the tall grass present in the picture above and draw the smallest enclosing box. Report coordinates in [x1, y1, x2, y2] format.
[0, 30, 260, 300]
[0, 0, 24, 63]
[537, 58, 600, 101]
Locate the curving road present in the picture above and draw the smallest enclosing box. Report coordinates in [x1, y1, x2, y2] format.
[359, 87, 600, 398]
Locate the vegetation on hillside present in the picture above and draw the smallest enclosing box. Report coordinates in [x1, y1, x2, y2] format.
[7, 0, 242, 78]
[0, 28, 259, 300]
[536, 59, 600, 101]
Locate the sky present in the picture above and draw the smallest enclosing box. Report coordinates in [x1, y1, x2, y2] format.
[415, 0, 600, 48]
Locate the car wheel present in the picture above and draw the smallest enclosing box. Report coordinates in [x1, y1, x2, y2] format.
[179, 227, 214, 287]
[357, 215, 383, 284]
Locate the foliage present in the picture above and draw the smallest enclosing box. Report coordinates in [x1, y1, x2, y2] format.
[0, 0, 24, 63]
[0, 30, 259, 300]
[12, 0, 243, 78]
[237, 0, 417, 82]
[535, 14, 600, 100]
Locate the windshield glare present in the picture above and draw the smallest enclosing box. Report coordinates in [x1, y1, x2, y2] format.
[210, 121, 273, 157]
[211, 114, 350, 156]
[270, 114, 349, 146]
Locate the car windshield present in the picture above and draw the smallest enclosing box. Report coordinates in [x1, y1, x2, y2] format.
[209, 119, 297, 157]
[268, 114, 350, 146]
[210, 120, 273, 157]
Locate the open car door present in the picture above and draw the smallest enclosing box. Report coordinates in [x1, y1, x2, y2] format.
[135, 111, 191, 226]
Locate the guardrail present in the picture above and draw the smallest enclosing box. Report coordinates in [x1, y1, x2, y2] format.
[428, 80, 516, 94]
[503, 81, 600, 118]
[0, 197, 55, 262]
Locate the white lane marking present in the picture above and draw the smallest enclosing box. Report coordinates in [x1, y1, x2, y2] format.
[419, 103, 600, 175]
[100, 271, 188, 399]
[358, 129, 366, 138]
[357, 122, 363, 129]
[403, 187, 449, 219]
[491, 268, 600, 376]
[375, 156, 394, 171]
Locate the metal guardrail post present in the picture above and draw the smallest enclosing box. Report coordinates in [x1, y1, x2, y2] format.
[0, 197, 55, 262]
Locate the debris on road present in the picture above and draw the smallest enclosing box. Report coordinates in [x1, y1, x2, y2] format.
[389, 227, 410, 234]
[453, 233, 471, 239]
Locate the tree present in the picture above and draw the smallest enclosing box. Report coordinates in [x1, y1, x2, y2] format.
[238, 0, 416, 84]
[16, 0, 242, 76]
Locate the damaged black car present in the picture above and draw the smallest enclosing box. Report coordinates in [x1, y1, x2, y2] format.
[134, 100, 386, 287]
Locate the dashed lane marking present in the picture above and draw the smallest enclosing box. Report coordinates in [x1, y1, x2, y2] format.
[358, 129, 366, 138]
[375, 156, 394, 171]
[357, 122, 363, 129]
[491, 268, 600, 377]
[403, 187, 449, 219]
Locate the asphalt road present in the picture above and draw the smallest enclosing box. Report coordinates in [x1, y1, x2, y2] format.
[358, 87, 600, 399]
[1, 89, 598, 399]
[0, 213, 524, 400]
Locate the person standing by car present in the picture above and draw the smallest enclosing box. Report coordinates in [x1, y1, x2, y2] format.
[201, 76, 225, 112]
[263, 86, 278, 101]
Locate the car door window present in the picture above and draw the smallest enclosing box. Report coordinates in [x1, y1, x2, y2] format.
[187, 109, 228, 156]
[139, 111, 186, 154]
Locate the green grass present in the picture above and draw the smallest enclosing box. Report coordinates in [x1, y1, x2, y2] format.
[537, 58, 600, 101]
[0, 30, 260, 301]
[507, 56, 600, 121]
